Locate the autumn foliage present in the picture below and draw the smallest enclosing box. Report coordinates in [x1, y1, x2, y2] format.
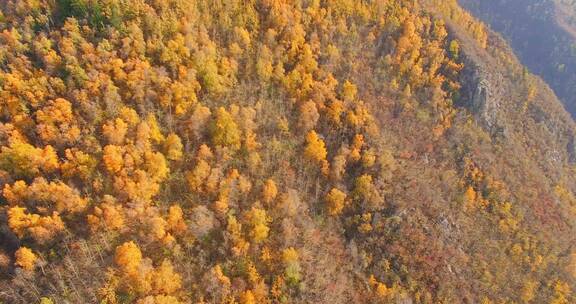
[0, 0, 574, 303]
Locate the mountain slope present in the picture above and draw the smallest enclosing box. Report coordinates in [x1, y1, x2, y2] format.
[0, 0, 574, 303]
[458, 0, 576, 118]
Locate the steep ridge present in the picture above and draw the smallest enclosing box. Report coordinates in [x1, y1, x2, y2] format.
[458, 0, 576, 118]
[0, 1, 574, 303]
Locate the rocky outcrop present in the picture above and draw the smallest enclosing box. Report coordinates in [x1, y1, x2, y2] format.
[458, 0, 576, 118]
[569, 134, 576, 163]
[456, 50, 508, 132]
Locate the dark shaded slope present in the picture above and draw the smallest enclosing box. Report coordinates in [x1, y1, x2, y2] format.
[459, 0, 576, 117]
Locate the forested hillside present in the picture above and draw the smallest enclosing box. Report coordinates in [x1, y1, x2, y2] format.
[0, 0, 575, 303]
[458, 0, 576, 117]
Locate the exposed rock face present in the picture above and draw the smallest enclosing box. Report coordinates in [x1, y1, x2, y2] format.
[458, 0, 576, 118]
[448, 18, 576, 170]
[457, 52, 505, 131]
[569, 134, 576, 163]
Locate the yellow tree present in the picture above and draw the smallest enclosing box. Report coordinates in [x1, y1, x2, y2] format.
[353, 174, 384, 209]
[464, 186, 477, 209]
[256, 45, 274, 81]
[167, 205, 187, 236]
[210, 107, 241, 150]
[35, 98, 81, 146]
[186, 160, 211, 193]
[3, 178, 88, 213]
[14, 247, 37, 271]
[325, 188, 347, 216]
[152, 260, 182, 295]
[111, 241, 184, 301]
[102, 118, 128, 145]
[115, 241, 142, 274]
[282, 247, 301, 284]
[7, 206, 65, 244]
[240, 290, 256, 304]
[164, 133, 183, 161]
[349, 134, 364, 162]
[341, 80, 357, 102]
[245, 207, 270, 244]
[0, 136, 60, 178]
[87, 197, 125, 232]
[61, 148, 97, 181]
[262, 179, 278, 204]
[304, 130, 329, 175]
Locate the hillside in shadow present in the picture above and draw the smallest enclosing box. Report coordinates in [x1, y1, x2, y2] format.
[459, 0, 576, 117]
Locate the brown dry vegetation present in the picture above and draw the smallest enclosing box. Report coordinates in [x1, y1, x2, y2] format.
[0, 0, 574, 303]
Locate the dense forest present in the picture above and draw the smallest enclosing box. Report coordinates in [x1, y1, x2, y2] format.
[0, 0, 575, 303]
[458, 0, 576, 117]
